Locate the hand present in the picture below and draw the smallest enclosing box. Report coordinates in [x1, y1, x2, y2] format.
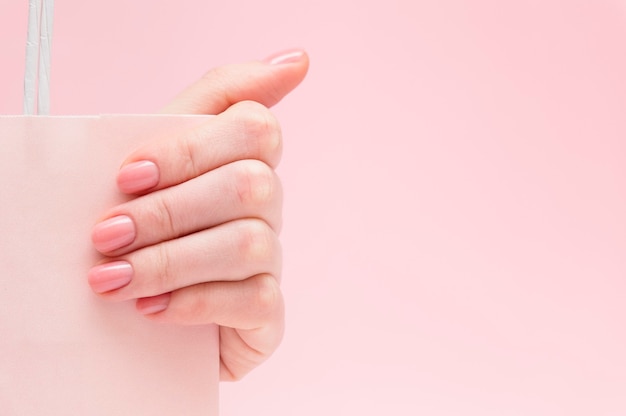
[87, 49, 309, 381]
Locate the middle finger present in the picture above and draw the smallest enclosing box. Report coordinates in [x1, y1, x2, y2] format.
[92, 159, 282, 256]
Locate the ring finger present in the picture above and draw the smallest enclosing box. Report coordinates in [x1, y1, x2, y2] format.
[88, 218, 281, 301]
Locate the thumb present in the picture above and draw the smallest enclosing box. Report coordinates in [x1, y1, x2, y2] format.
[160, 49, 309, 115]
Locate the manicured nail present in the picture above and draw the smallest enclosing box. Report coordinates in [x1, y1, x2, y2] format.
[136, 293, 171, 315]
[91, 215, 136, 253]
[88, 261, 133, 293]
[117, 160, 159, 194]
[263, 49, 306, 65]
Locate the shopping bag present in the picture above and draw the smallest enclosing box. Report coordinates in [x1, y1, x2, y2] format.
[0, 115, 219, 415]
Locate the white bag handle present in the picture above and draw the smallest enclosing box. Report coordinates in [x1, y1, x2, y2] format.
[24, 0, 54, 115]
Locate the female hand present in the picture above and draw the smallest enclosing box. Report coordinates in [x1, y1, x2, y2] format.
[87, 49, 309, 381]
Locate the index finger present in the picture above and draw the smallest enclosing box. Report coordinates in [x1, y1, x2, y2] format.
[117, 100, 281, 194]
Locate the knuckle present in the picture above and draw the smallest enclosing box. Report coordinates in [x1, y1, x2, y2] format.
[181, 289, 212, 324]
[157, 196, 177, 237]
[201, 66, 229, 85]
[250, 274, 282, 318]
[150, 193, 178, 238]
[151, 243, 175, 293]
[236, 101, 282, 166]
[238, 220, 276, 265]
[175, 129, 203, 179]
[129, 192, 179, 243]
[234, 160, 277, 209]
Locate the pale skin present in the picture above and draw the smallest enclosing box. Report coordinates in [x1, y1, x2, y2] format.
[87, 49, 309, 381]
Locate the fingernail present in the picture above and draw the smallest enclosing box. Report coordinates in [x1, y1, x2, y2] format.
[88, 261, 133, 293]
[136, 293, 171, 315]
[263, 49, 306, 65]
[117, 160, 159, 194]
[91, 215, 136, 253]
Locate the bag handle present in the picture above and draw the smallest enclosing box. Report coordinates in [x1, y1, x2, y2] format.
[24, 0, 55, 115]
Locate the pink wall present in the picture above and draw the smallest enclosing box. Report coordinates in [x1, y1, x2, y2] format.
[2, 1, 626, 414]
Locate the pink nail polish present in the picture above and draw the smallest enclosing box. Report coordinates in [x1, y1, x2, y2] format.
[262, 49, 306, 65]
[117, 160, 159, 194]
[136, 293, 171, 315]
[91, 215, 136, 253]
[88, 261, 133, 293]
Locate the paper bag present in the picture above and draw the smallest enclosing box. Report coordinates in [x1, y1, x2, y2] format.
[0, 115, 219, 415]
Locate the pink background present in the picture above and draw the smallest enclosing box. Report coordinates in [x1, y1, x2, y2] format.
[2, 1, 626, 414]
